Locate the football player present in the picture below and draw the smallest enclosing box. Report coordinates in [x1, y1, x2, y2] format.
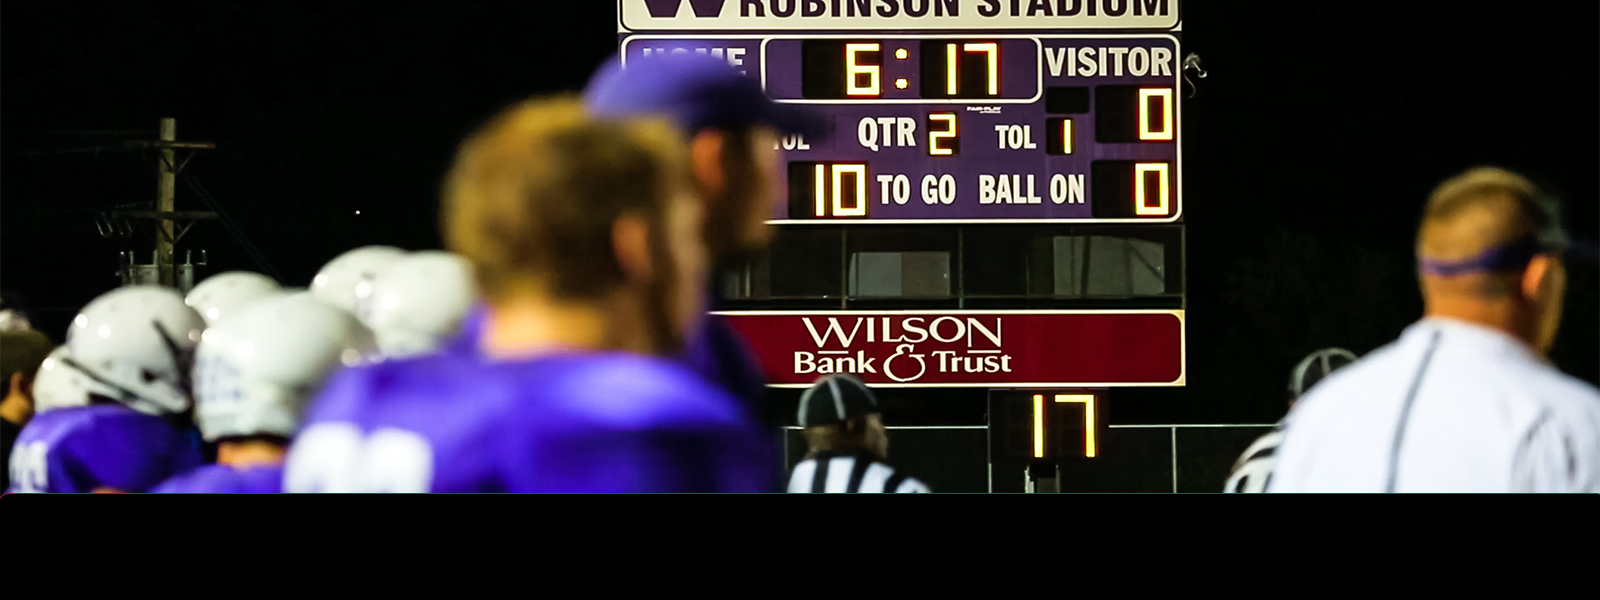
[583, 53, 828, 489]
[354, 250, 477, 359]
[185, 271, 283, 326]
[6, 286, 205, 493]
[309, 245, 407, 316]
[28, 346, 116, 414]
[2, 329, 53, 491]
[282, 96, 770, 493]
[152, 294, 377, 493]
[435, 55, 823, 491]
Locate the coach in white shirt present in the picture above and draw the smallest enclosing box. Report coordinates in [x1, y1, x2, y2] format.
[1268, 167, 1600, 493]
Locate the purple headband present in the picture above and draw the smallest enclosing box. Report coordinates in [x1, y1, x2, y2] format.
[1418, 236, 1551, 276]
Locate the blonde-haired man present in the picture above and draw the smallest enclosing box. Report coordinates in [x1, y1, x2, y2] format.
[283, 97, 770, 493]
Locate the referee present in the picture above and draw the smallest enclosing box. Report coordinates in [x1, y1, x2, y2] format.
[1224, 347, 1358, 493]
[787, 374, 930, 493]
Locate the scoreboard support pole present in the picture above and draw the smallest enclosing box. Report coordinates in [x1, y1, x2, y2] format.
[1025, 463, 1059, 493]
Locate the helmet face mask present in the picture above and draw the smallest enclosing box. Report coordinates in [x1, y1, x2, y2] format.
[30, 346, 117, 413]
[1288, 347, 1360, 403]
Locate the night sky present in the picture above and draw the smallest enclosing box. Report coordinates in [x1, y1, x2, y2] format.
[3, 1, 1595, 426]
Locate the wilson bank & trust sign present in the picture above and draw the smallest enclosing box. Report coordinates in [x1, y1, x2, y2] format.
[714, 310, 1185, 387]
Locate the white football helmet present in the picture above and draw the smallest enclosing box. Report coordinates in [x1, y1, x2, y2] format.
[185, 271, 283, 326]
[310, 246, 407, 315]
[192, 293, 380, 442]
[356, 251, 478, 359]
[63, 285, 206, 416]
[0, 309, 31, 332]
[30, 346, 117, 413]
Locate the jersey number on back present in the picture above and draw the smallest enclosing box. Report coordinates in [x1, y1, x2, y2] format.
[284, 423, 434, 493]
[8, 441, 49, 493]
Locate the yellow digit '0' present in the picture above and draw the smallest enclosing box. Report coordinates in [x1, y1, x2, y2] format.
[1134, 162, 1170, 217]
[846, 43, 881, 97]
[832, 164, 868, 217]
[1032, 393, 1098, 459]
[1139, 88, 1174, 141]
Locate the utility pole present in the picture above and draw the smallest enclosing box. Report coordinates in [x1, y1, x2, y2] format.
[20, 119, 244, 292]
[107, 118, 217, 291]
[157, 118, 178, 286]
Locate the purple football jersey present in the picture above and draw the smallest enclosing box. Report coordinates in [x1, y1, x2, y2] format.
[445, 303, 782, 489]
[150, 464, 284, 494]
[283, 351, 773, 493]
[5, 405, 204, 493]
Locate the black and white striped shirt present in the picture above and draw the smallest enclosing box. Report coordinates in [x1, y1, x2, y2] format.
[787, 450, 930, 493]
[1224, 424, 1285, 493]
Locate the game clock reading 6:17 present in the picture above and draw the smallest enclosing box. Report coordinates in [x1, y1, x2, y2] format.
[745, 34, 1182, 224]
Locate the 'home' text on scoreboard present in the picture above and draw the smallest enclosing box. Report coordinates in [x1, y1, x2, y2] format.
[617, 0, 1183, 224]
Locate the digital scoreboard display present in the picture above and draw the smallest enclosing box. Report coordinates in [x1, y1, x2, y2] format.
[622, 3, 1187, 474]
[617, 1, 1183, 224]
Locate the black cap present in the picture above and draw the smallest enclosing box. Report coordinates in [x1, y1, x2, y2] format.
[797, 374, 879, 428]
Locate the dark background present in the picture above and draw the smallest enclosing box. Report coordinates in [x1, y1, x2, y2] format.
[4, 1, 1597, 439]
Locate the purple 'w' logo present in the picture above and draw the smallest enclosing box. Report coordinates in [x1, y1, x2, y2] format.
[642, 0, 727, 18]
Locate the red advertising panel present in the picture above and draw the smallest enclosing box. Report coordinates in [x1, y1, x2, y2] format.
[714, 310, 1185, 388]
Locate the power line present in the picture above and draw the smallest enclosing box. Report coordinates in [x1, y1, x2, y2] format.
[8, 130, 158, 136]
[181, 175, 283, 282]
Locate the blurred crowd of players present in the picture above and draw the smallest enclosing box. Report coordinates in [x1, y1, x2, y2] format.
[2, 51, 1597, 494]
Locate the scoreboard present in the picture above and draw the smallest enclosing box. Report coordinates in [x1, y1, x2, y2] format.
[616, 0, 1186, 483]
[617, 1, 1182, 224]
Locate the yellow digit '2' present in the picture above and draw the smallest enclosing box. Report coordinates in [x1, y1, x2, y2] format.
[928, 113, 957, 156]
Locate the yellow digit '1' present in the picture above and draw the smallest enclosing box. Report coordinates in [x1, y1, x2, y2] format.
[814, 164, 827, 217]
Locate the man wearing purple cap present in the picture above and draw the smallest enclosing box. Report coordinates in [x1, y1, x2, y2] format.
[583, 52, 828, 489]
[443, 53, 823, 489]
